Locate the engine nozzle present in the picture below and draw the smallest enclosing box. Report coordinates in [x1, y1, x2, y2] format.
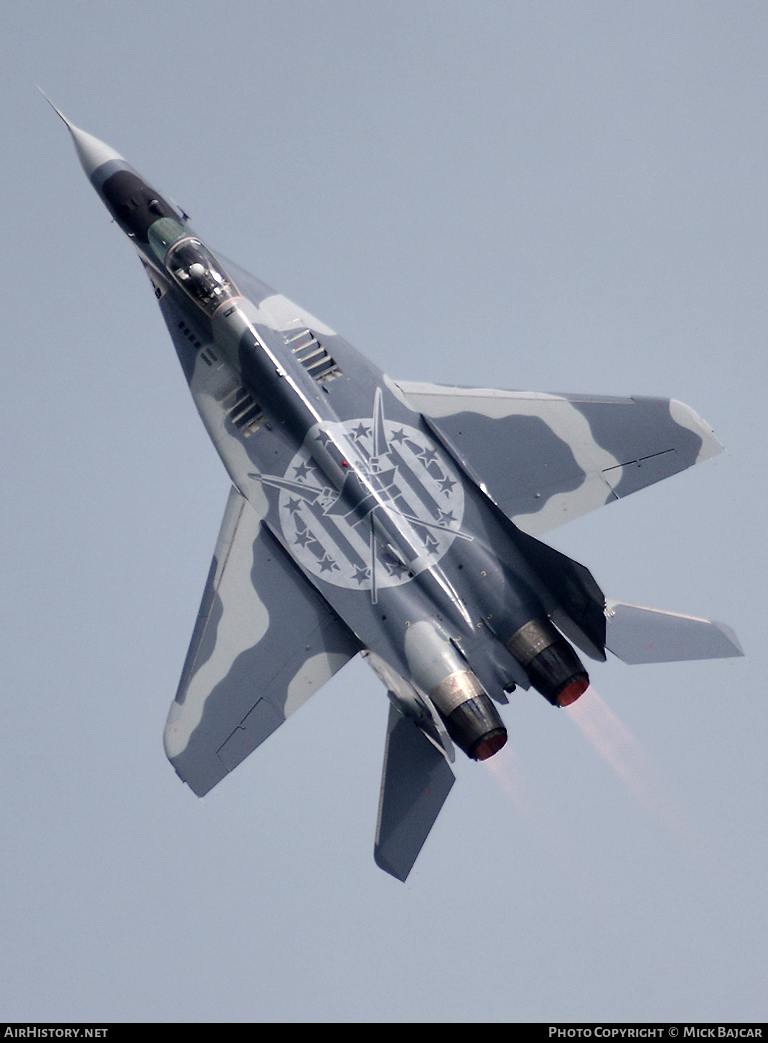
[506, 617, 589, 707]
[428, 670, 507, 760]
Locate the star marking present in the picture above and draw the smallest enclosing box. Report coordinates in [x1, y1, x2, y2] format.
[384, 559, 409, 579]
[279, 404, 464, 595]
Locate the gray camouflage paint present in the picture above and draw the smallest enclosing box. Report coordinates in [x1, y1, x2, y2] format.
[57, 112, 741, 878]
[388, 382, 721, 535]
[164, 485, 359, 795]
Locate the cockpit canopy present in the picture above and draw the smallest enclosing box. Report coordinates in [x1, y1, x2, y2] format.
[148, 217, 239, 316]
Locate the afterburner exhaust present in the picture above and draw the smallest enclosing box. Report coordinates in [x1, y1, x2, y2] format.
[506, 617, 589, 707]
[428, 669, 507, 760]
[404, 622, 508, 760]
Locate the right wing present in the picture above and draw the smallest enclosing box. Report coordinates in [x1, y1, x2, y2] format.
[165, 486, 360, 796]
[392, 382, 722, 536]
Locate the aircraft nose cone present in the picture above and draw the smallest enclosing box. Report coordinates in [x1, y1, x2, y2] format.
[66, 121, 125, 179]
[40, 89, 125, 179]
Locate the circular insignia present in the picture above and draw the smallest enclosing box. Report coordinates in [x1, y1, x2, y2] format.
[276, 416, 464, 593]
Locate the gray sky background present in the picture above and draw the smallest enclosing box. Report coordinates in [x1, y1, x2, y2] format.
[1, 0, 766, 1023]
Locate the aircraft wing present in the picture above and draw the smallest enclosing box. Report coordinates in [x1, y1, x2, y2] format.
[392, 381, 722, 536]
[165, 486, 360, 796]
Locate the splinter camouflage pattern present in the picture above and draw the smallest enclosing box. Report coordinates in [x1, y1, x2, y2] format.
[52, 100, 742, 881]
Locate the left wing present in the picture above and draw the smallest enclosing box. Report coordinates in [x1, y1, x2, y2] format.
[392, 382, 722, 536]
[165, 486, 360, 796]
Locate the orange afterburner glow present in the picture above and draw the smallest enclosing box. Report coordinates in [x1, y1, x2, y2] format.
[473, 729, 508, 761]
[556, 676, 590, 707]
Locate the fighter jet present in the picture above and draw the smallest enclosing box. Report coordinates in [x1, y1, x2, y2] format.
[51, 103, 742, 880]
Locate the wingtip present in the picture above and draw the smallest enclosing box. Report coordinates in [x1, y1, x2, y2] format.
[669, 399, 725, 462]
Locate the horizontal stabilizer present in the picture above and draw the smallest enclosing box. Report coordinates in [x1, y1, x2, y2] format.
[605, 600, 744, 664]
[375, 703, 455, 881]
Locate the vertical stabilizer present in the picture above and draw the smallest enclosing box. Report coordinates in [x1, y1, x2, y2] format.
[374, 703, 455, 881]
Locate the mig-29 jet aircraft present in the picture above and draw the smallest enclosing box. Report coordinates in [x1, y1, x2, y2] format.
[50, 101, 742, 880]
